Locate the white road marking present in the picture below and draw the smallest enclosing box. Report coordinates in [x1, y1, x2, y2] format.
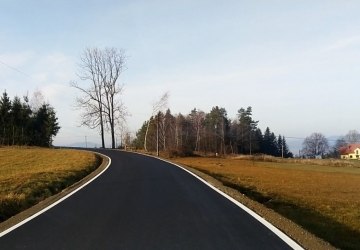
[139, 152, 304, 250]
[0, 152, 111, 237]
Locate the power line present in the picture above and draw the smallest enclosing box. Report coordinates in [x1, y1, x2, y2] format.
[285, 136, 350, 142]
[0, 59, 31, 77]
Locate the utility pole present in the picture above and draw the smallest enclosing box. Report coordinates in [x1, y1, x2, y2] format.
[156, 112, 160, 156]
[249, 131, 252, 156]
[214, 124, 217, 156]
[12, 125, 15, 145]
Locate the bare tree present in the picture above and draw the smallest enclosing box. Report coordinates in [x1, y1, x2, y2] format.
[189, 108, 205, 152]
[163, 109, 176, 151]
[30, 90, 45, 112]
[302, 132, 329, 158]
[116, 121, 130, 149]
[99, 48, 127, 149]
[144, 92, 169, 152]
[71, 48, 105, 148]
[345, 129, 360, 144]
[71, 47, 127, 148]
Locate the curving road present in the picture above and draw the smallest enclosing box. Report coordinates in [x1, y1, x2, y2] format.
[0, 150, 301, 249]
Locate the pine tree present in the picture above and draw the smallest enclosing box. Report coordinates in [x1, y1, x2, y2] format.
[277, 135, 283, 157]
[10, 96, 23, 145]
[21, 95, 32, 145]
[205, 106, 229, 155]
[31, 104, 60, 147]
[262, 127, 278, 156]
[237, 106, 258, 154]
[282, 136, 293, 158]
[0, 91, 60, 147]
[0, 91, 12, 145]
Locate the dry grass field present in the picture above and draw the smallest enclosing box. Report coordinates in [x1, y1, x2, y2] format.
[0, 147, 100, 222]
[171, 156, 360, 250]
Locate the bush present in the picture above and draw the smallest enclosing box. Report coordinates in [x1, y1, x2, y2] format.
[166, 147, 194, 158]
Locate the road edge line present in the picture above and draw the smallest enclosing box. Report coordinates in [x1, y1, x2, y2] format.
[130, 151, 303, 250]
[165, 158, 304, 250]
[0, 151, 111, 238]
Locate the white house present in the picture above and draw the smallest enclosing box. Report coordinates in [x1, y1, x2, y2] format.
[340, 144, 360, 160]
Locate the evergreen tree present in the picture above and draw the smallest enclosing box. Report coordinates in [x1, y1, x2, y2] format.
[282, 136, 293, 158]
[10, 96, 23, 145]
[262, 127, 278, 156]
[145, 116, 157, 151]
[205, 106, 229, 155]
[21, 95, 33, 145]
[133, 121, 148, 149]
[31, 104, 60, 147]
[252, 128, 263, 154]
[276, 135, 292, 157]
[163, 109, 176, 151]
[0, 91, 11, 145]
[0, 91, 60, 147]
[277, 135, 283, 157]
[236, 106, 258, 154]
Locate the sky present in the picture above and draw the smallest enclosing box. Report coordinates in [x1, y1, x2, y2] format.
[1, 0, 359, 152]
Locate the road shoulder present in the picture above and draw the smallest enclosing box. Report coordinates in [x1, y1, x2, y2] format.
[0, 152, 109, 234]
[178, 164, 336, 250]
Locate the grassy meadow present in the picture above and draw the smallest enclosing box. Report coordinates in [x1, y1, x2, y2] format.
[0, 147, 100, 222]
[171, 156, 360, 250]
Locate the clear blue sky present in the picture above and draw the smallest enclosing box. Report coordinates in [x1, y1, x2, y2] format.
[1, 0, 359, 151]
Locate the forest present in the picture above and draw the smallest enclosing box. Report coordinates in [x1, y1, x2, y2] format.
[133, 106, 293, 157]
[0, 91, 60, 147]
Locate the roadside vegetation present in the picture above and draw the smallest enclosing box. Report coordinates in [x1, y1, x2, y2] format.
[171, 156, 360, 250]
[0, 147, 100, 222]
[134, 106, 293, 158]
[133, 102, 360, 249]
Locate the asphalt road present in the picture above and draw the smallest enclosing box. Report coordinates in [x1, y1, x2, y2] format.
[0, 150, 298, 249]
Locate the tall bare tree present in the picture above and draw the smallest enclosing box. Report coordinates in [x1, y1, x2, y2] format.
[30, 90, 45, 113]
[71, 47, 127, 148]
[71, 48, 105, 148]
[144, 92, 169, 152]
[99, 48, 127, 149]
[189, 108, 205, 152]
[345, 129, 360, 144]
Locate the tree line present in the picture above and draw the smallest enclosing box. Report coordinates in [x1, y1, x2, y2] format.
[0, 91, 60, 147]
[302, 130, 360, 158]
[133, 106, 293, 157]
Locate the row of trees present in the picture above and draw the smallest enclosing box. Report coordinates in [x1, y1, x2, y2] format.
[71, 47, 127, 149]
[301, 130, 360, 158]
[133, 106, 293, 157]
[0, 91, 60, 147]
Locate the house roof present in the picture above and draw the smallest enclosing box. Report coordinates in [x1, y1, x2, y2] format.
[339, 144, 360, 155]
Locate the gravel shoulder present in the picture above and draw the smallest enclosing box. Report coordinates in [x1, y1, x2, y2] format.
[179, 165, 337, 250]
